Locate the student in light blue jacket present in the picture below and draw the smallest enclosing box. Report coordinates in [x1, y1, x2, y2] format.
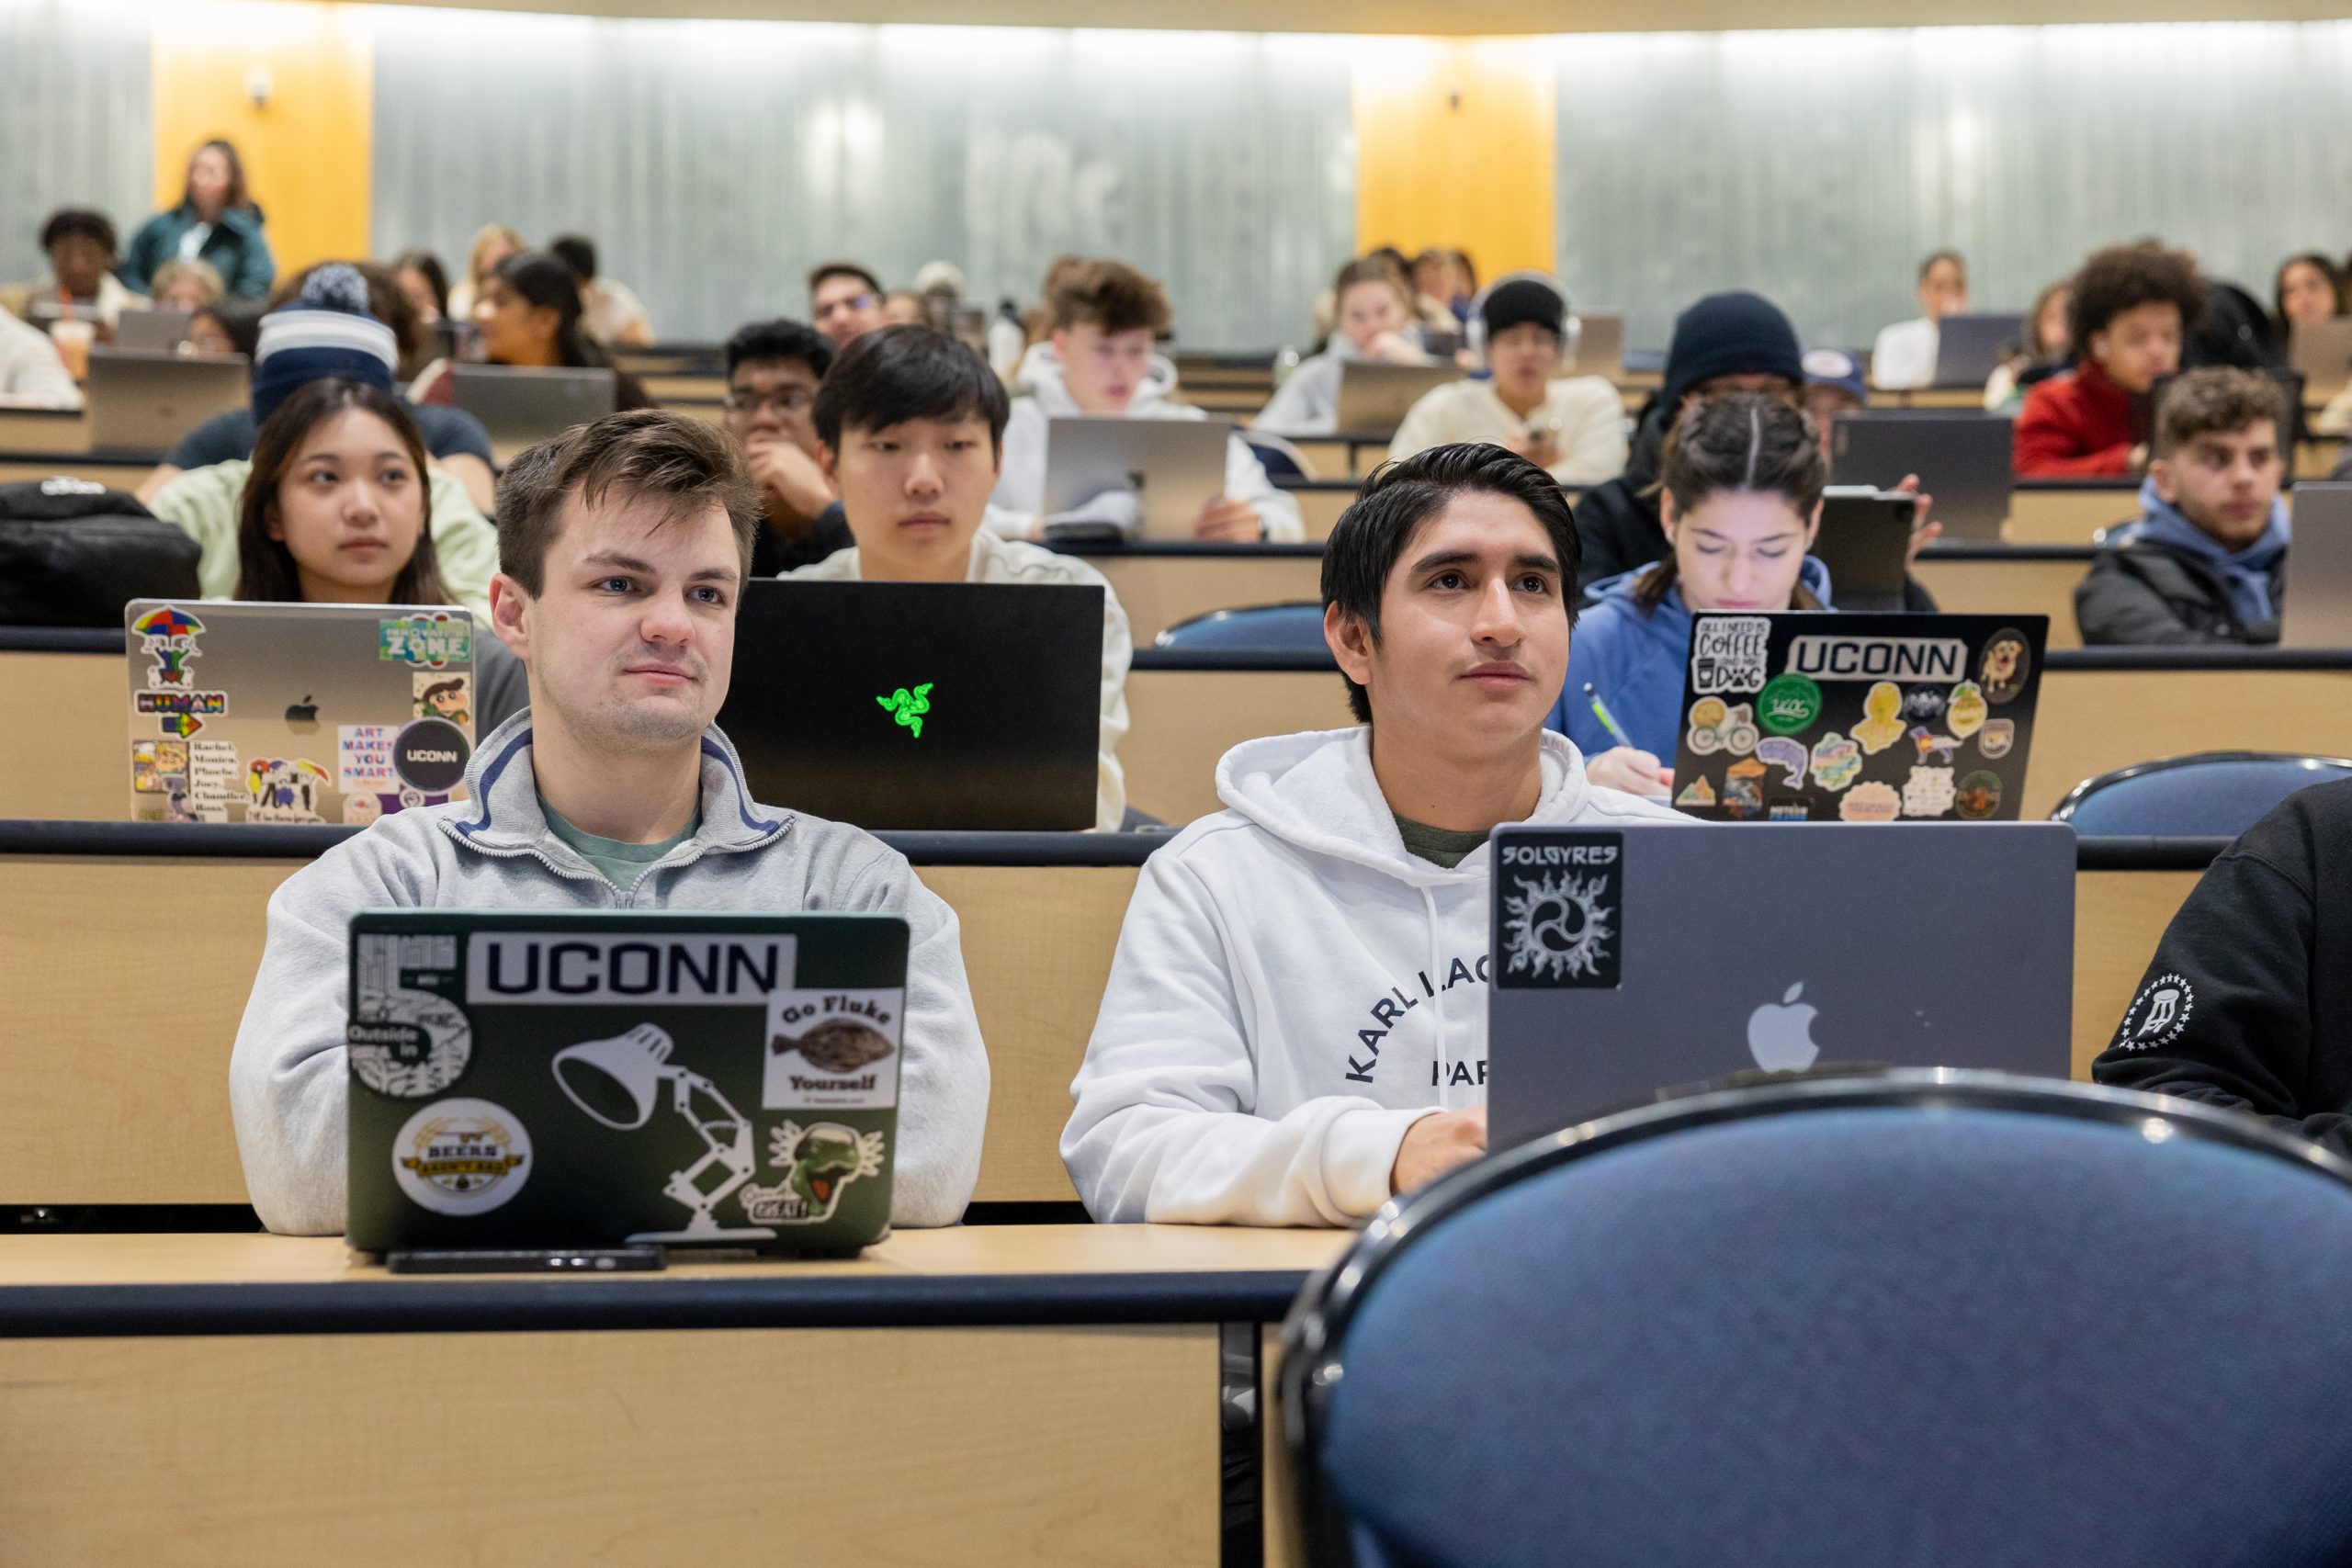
[1549, 393, 1836, 799]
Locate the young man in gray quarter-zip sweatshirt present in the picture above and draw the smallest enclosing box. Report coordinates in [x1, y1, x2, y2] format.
[230, 409, 989, 1235]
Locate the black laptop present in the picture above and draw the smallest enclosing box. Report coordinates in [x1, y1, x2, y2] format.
[717, 579, 1102, 831]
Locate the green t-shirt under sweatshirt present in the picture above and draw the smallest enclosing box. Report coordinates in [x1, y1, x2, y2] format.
[540, 796, 699, 891]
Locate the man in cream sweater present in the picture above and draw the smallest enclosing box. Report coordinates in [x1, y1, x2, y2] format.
[786, 326, 1134, 832]
[1387, 276, 1629, 486]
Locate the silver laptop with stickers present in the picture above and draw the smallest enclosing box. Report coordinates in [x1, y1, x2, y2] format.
[1042, 415, 1230, 540]
[123, 600, 476, 825]
[1485, 822, 2076, 1148]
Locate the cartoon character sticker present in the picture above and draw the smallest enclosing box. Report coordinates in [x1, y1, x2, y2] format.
[1955, 770, 2004, 819]
[413, 672, 472, 728]
[1756, 736, 1808, 788]
[1675, 775, 1717, 808]
[1902, 765, 1957, 818]
[1853, 682, 1906, 754]
[1839, 780, 1902, 822]
[1946, 681, 1988, 739]
[1979, 628, 2031, 704]
[1977, 718, 2017, 760]
[738, 1121, 887, 1226]
[245, 758, 332, 823]
[1809, 732, 1863, 792]
[131, 739, 189, 793]
[1687, 701, 1759, 757]
[1723, 757, 1768, 820]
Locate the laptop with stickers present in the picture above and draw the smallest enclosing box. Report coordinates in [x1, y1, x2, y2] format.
[1485, 821, 2076, 1146]
[717, 579, 1102, 832]
[1667, 612, 2049, 823]
[345, 910, 905, 1258]
[122, 600, 476, 826]
[1830, 412, 2012, 542]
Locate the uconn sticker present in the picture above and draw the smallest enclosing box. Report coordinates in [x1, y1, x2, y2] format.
[466, 932, 798, 1004]
[1494, 831, 1623, 989]
[2115, 972, 2195, 1052]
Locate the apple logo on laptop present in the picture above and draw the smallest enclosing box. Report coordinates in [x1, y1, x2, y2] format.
[285, 694, 319, 734]
[1747, 983, 1820, 1072]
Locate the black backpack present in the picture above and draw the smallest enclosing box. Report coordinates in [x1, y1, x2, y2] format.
[0, 478, 201, 626]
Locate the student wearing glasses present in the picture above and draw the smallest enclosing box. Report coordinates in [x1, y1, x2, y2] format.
[809, 262, 888, 350]
[720, 317, 849, 575]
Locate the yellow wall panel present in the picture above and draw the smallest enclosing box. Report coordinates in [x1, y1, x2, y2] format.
[151, 2, 373, 282]
[1352, 38, 1555, 284]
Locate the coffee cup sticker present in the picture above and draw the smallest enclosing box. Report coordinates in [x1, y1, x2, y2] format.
[1853, 682, 1906, 754]
[1946, 681, 1988, 739]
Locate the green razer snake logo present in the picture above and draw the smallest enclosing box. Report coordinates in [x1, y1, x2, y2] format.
[876, 682, 935, 739]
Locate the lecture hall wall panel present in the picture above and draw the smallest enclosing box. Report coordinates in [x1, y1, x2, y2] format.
[368, 10, 1357, 348]
[0, 2, 153, 272]
[1555, 23, 2352, 349]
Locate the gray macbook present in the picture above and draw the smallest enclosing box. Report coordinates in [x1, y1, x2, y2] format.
[85, 348, 250, 453]
[2283, 481, 2352, 649]
[448, 364, 619, 458]
[1486, 821, 2076, 1147]
[1332, 362, 1454, 434]
[113, 309, 195, 355]
[2292, 319, 2352, 404]
[1831, 411, 2013, 541]
[1931, 312, 2027, 389]
[1568, 312, 1625, 378]
[1042, 415, 1230, 541]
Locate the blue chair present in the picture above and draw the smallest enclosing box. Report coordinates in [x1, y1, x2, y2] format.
[1154, 603, 1327, 653]
[1246, 433, 1314, 482]
[2051, 750, 2352, 837]
[1281, 1071, 2352, 1568]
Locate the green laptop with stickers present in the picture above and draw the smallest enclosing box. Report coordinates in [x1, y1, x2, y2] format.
[345, 910, 907, 1258]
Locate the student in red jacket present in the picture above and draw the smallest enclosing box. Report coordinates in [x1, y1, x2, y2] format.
[2015, 245, 2204, 479]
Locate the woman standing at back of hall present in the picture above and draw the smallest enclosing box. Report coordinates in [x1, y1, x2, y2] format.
[121, 140, 276, 301]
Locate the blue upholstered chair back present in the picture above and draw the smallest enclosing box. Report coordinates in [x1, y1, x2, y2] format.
[2052, 750, 2352, 837]
[1155, 602, 1329, 653]
[1244, 434, 1312, 482]
[1282, 1073, 2352, 1568]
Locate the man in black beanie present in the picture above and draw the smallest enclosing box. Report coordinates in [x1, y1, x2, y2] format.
[1571, 290, 1804, 590]
[1387, 274, 1628, 485]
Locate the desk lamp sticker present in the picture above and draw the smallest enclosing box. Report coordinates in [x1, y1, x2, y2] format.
[131, 605, 230, 739]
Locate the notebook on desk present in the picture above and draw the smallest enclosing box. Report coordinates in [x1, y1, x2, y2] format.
[122, 599, 475, 825]
[345, 908, 907, 1258]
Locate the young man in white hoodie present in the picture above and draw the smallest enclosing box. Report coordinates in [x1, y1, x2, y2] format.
[229, 409, 989, 1235]
[989, 259, 1305, 543]
[1063, 443, 1685, 1226]
[784, 325, 1134, 831]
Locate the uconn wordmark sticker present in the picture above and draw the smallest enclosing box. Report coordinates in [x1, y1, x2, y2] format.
[464, 932, 800, 1003]
[1494, 832, 1623, 989]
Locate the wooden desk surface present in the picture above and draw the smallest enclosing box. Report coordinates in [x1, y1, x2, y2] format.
[0, 829, 2199, 1210]
[0, 1222, 1317, 1568]
[0, 1223, 1345, 1293]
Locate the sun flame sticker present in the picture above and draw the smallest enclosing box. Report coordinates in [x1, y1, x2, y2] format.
[1495, 831, 1624, 989]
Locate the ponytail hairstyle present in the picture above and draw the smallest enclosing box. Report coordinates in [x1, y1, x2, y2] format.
[492, 250, 607, 371]
[1634, 392, 1826, 611]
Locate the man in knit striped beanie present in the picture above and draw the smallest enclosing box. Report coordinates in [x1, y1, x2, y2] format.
[249, 264, 400, 420]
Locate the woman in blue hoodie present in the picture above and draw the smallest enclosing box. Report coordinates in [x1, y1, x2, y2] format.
[1548, 393, 1834, 797]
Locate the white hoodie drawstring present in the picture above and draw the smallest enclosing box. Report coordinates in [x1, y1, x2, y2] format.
[1421, 886, 1447, 1109]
